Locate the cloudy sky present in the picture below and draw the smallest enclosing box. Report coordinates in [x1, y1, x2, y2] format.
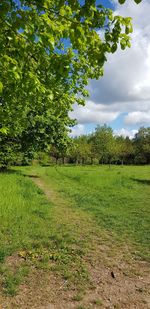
[70, 0, 150, 138]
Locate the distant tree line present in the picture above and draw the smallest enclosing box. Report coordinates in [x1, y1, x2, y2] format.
[0, 125, 149, 168]
[52, 125, 149, 166]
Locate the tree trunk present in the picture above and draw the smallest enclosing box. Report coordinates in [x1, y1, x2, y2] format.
[0, 165, 8, 172]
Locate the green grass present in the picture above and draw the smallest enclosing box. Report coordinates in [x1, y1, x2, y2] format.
[0, 171, 54, 261]
[30, 164, 150, 261]
[0, 264, 29, 295]
[0, 169, 90, 294]
[0, 165, 150, 295]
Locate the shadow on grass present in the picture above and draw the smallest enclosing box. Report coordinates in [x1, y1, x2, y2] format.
[23, 174, 39, 178]
[0, 167, 21, 174]
[0, 168, 39, 179]
[131, 178, 150, 186]
[40, 164, 51, 167]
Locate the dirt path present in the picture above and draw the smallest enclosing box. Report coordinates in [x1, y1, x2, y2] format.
[1, 176, 150, 309]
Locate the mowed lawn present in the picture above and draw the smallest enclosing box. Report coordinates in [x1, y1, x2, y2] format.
[0, 165, 150, 296]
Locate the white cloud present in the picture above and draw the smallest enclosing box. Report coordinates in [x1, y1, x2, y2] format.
[72, 0, 150, 127]
[70, 101, 119, 125]
[124, 111, 150, 126]
[114, 128, 138, 139]
[69, 124, 85, 137]
[90, 0, 150, 105]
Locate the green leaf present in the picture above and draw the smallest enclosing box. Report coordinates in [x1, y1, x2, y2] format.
[120, 39, 126, 50]
[134, 0, 142, 3]
[127, 41, 131, 48]
[111, 43, 117, 53]
[118, 0, 126, 4]
[0, 81, 3, 93]
[48, 93, 54, 100]
[0, 127, 8, 134]
[13, 71, 20, 80]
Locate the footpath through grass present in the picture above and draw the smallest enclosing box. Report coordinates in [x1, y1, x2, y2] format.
[0, 165, 150, 297]
[31, 164, 150, 261]
[0, 169, 100, 296]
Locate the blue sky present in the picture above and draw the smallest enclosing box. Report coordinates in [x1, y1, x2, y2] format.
[70, 0, 150, 138]
[79, 0, 114, 8]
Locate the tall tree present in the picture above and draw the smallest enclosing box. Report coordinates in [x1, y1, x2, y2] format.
[134, 127, 150, 164]
[92, 125, 115, 165]
[0, 0, 141, 165]
[75, 135, 92, 164]
[115, 136, 134, 165]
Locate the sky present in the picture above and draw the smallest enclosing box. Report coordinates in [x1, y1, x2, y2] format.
[70, 0, 150, 139]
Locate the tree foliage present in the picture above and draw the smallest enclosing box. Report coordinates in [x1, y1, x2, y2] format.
[115, 136, 134, 165]
[91, 125, 115, 164]
[0, 0, 142, 165]
[62, 126, 149, 166]
[119, 0, 142, 4]
[133, 127, 150, 164]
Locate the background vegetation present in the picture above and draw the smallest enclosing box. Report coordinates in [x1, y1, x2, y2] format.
[1, 124, 149, 168]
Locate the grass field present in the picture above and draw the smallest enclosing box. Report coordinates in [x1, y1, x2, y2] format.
[31, 164, 150, 260]
[0, 164, 150, 303]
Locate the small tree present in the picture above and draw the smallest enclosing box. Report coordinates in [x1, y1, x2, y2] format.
[71, 136, 92, 164]
[133, 127, 150, 164]
[115, 136, 134, 165]
[92, 125, 115, 166]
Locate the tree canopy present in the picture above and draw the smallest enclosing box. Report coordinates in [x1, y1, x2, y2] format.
[60, 126, 149, 166]
[0, 0, 142, 165]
